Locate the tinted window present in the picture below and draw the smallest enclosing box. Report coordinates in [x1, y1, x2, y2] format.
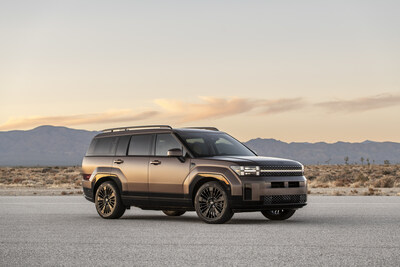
[128, 135, 153, 156]
[115, 135, 131, 156]
[86, 137, 118, 156]
[155, 134, 182, 156]
[177, 132, 254, 157]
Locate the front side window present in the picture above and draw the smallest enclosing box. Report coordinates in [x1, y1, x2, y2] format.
[155, 134, 182, 156]
[177, 132, 255, 157]
[128, 134, 153, 156]
[86, 137, 118, 156]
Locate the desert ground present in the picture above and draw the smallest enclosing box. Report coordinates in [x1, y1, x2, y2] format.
[0, 165, 399, 196]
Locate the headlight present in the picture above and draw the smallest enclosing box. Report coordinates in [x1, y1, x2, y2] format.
[230, 166, 260, 176]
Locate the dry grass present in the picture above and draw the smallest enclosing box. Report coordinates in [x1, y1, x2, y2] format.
[306, 164, 400, 189]
[0, 164, 399, 196]
[0, 166, 81, 190]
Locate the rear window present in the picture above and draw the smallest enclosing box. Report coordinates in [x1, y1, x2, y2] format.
[86, 137, 118, 156]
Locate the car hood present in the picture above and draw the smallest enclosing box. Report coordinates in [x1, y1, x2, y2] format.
[201, 156, 302, 167]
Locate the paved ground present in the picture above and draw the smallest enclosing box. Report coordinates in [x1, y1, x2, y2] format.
[1, 196, 400, 266]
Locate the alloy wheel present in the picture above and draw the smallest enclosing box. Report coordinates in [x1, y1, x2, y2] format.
[97, 184, 116, 216]
[198, 185, 225, 219]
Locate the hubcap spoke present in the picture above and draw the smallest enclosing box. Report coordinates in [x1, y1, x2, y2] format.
[97, 185, 116, 215]
[199, 185, 225, 219]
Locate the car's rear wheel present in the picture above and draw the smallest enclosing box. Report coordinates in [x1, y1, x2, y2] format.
[261, 209, 295, 220]
[95, 181, 126, 219]
[162, 210, 186, 216]
[194, 181, 234, 224]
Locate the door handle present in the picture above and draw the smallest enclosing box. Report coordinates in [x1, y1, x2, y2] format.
[150, 160, 161, 165]
[114, 159, 124, 164]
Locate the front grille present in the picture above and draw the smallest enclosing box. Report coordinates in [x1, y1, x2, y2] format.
[260, 172, 303, 176]
[260, 166, 303, 177]
[261, 166, 302, 170]
[263, 194, 307, 205]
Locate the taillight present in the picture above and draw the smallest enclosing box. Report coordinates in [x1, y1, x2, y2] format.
[82, 174, 91, 180]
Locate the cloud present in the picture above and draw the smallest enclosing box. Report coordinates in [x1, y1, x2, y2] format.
[0, 110, 159, 131]
[0, 96, 307, 130]
[316, 93, 400, 113]
[154, 96, 305, 122]
[259, 98, 307, 114]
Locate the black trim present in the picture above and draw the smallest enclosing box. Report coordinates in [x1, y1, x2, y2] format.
[121, 194, 193, 209]
[230, 196, 307, 212]
[122, 191, 188, 199]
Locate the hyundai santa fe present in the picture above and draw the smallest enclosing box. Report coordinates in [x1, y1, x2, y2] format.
[82, 125, 307, 224]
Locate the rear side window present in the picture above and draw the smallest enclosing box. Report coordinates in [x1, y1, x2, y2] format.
[128, 134, 153, 156]
[86, 137, 118, 156]
[155, 134, 182, 156]
[115, 135, 131, 156]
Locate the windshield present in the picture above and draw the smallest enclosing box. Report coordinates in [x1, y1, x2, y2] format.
[176, 131, 255, 157]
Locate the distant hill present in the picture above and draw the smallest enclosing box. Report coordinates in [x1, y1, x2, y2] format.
[0, 126, 99, 166]
[245, 138, 400, 165]
[1, 125, 399, 166]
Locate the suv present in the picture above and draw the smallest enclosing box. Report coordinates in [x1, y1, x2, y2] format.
[82, 125, 307, 224]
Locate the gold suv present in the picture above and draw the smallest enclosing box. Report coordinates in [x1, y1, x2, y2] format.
[82, 125, 307, 224]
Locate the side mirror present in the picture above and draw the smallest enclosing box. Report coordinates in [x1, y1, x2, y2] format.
[167, 148, 183, 157]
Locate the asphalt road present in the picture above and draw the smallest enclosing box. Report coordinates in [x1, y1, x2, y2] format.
[1, 196, 400, 266]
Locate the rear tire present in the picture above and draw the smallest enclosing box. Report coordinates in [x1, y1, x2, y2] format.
[194, 181, 234, 224]
[162, 210, 186, 216]
[261, 209, 295, 220]
[95, 181, 126, 219]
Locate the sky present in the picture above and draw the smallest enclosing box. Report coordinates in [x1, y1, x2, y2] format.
[1, 0, 399, 142]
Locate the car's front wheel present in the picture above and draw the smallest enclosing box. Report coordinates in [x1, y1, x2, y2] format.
[95, 181, 126, 219]
[162, 210, 186, 216]
[261, 209, 296, 220]
[194, 181, 234, 224]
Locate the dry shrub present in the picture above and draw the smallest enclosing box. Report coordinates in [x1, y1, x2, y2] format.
[382, 169, 392, 175]
[13, 178, 24, 183]
[355, 173, 368, 183]
[311, 183, 330, 188]
[367, 187, 375, 195]
[334, 179, 345, 187]
[373, 177, 395, 188]
[61, 191, 67, 195]
[317, 174, 335, 183]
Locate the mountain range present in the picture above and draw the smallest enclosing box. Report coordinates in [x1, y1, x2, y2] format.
[0, 125, 399, 166]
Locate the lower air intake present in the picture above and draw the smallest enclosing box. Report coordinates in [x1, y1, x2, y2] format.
[263, 194, 307, 205]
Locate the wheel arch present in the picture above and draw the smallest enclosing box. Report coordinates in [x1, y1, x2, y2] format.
[189, 175, 231, 205]
[93, 175, 123, 199]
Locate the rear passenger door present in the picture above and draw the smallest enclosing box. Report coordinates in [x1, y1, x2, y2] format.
[112, 134, 154, 194]
[148, 133, 190, 197]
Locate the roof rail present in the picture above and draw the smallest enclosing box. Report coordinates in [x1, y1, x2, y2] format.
[101, 125, 172, 133]
[183, 127, 219, 131]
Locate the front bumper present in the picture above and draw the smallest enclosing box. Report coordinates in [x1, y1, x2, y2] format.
[230, 175, 308, 212]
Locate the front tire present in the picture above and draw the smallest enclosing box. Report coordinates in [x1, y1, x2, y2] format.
[194, 181, 234, 224]
[261, 209, 296, 220]
[162, 210, 186, 216]
[95, 181, 126, 219]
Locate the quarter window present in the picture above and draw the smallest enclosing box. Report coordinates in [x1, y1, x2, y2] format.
[86, 137, 118, 156]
